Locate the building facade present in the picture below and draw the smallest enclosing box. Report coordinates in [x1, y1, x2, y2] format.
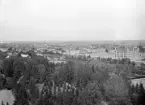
[114, 47, 145, 60]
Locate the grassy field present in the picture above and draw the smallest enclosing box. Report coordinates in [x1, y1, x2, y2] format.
[0, 90, 15, 105]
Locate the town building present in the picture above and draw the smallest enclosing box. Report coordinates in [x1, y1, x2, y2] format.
[114, 46, 145, 61]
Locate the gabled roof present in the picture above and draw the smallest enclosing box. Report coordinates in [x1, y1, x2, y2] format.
[0, 48, 8, 52]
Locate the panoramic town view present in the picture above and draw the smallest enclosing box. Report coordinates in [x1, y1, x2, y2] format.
[0, 40, 145, 105]
[1, 0, 145, 105]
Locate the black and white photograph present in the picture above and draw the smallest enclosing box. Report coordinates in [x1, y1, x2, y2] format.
[0, 0, 145, 105]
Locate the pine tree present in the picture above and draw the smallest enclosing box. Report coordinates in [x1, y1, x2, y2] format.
[139, 83, 145, 105]
[139, 83, 144, 95]
[1, 101, 5, 105]
[131, 85, 135, 94]
[130, 85, 135, 105]
[135, 84, 139, 93]
[6, 102, 9, 105]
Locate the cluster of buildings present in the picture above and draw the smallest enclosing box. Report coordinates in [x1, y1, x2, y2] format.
[62, 45, 145, 62]
[63, 48, 90, 57]
[0, 44, 67, 64]
[1, 43, 145, 64]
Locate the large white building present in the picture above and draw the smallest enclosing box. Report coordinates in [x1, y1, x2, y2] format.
[114, 47, 145, 61]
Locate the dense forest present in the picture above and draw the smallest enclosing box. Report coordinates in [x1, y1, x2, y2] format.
[0, 50, 145, 105]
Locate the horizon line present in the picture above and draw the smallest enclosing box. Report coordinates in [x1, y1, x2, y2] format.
[1, 39, 145, 42]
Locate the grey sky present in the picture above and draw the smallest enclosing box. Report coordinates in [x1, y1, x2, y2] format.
[0, 0, 144, 41]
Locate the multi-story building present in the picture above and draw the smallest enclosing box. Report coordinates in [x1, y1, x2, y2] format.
[126, 47, 134, 60]
[114, 47, 127, 59]
[114, 46, 145, 60]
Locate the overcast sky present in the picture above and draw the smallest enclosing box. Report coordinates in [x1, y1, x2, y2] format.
[0, 0, 145, 41]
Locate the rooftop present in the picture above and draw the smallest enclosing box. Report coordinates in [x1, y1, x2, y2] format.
[90, 52, 114, 58]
